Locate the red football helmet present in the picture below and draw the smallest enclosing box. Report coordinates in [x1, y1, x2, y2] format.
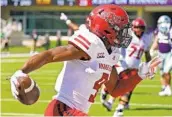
[86, 4, 132, 48]
[132, 18, 146, 38]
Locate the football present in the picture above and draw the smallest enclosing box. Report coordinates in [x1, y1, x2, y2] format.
[16, 75, 40, 105]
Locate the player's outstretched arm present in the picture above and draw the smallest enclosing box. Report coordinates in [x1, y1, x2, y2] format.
[21, 44, 89, 74]
[60, 12, 79, 31]
[10, 44, 89, 99]
[150, 36, 158, 56]
[105, 56, 162, 97]
[105, 68, 142, 98]
[67, 22, 79, 31]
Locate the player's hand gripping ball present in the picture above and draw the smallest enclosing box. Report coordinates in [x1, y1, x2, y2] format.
[14, 75, 40, 105]
[10, 70, 40, 105]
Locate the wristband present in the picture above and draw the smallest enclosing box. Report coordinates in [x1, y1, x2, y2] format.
[66, 20, 71, 25]
[15, 70, 24, 76]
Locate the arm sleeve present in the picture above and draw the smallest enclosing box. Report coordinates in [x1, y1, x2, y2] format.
[110, 69, 142, 97]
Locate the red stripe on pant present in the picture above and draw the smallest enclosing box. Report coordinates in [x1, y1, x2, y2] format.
[44, 99, 88, 116]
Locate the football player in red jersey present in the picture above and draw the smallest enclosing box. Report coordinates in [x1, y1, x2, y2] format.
[10, 5, 161, 116]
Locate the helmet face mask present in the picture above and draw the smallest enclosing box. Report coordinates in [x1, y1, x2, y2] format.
[157, 15, 171, 34]
[115, 23, 132, 48]
[100, 11, 132, 48]
[86, 4, 132, 48]
[158, 22, 171, 34]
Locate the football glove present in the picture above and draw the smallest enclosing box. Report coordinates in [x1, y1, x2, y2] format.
[60, 13, 71, 25]
[10, 70, 28, 99]
[60, 13, 68, 21]
[138, 56, 162, 79]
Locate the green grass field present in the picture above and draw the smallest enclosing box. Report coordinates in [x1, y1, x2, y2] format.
[1, 44, 172, 116]
[1, 41, 68, 53]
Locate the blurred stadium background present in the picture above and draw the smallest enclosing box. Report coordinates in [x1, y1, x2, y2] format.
[1, 0, 172, 116]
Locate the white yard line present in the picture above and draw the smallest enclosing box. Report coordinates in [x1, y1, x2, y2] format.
[1, 98, 172, 108]
[1, 82, 162, 88]
[1, 113, 171, 117]
[1, 98, 51, 103]
[1, 112, 169, 117]
[1, 59, 27, 63]
[1, 72, 161, 82]
[1, 70, 60, 75]
[1, 112, 43, 116]
[1, 71, 59, 76]
[1, 82, 55, 85]
[1, 53, 30, 58]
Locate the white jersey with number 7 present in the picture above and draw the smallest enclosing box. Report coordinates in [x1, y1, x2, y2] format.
[54, 25, 120, 113]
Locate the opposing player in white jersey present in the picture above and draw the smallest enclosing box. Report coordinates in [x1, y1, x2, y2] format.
[150, 15, 172, 96]
[101, 18, 153, 116]
[9, 5, 161, 116]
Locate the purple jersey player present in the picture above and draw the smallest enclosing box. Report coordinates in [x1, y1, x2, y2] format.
[150, 15, 172, 96]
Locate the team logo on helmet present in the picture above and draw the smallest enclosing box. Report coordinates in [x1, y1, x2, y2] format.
[99, 11, 121, 30]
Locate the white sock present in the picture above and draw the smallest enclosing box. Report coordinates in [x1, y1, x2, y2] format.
[162, 85, 166, 89]
[116, 104, 124, 110]
[166, 85, 171, 90]
[101, 89, 106, 95]
[108, 97, 114, 104]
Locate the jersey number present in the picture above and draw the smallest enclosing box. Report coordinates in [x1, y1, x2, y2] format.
[129, 45, 144, 59]
[88, 73, 109, 103]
